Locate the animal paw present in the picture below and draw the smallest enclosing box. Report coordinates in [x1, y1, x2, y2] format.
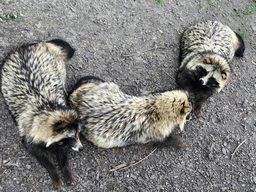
[53, 179, 63, 190]
[169, 135, 186, 148]
[194, 109, 202, 118]
[65, 174, 78, 185]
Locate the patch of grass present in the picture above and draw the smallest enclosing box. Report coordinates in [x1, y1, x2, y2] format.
[235, 8, 243, 15]
[251, 39, 256, 45]
[239, 30, 249, 39]
[157, 0, 162, 3]
[243, 3, 256, 15]
[208, 0, 215, 8]
[200, 3, 204, 8]
[233, 1, 256, 16]
[6, 12, 17, 19]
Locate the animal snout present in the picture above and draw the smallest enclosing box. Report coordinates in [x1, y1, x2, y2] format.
[71, 143, 83, 152]
[69, 134, 83, 152]
[199, 79, 204, 85]
[78, 145, 84, 151]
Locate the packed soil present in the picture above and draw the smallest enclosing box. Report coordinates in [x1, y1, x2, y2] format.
[0, 0, 255, 191]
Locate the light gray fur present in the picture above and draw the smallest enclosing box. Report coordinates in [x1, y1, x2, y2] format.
[180, 20, 235, 68]
[1, 42, 78, 146]
[69, 82, 192, 148]
[178, 20, 242, 92]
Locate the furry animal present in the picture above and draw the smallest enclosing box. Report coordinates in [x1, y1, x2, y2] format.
[176, 20, 245, 117]
[1, 39, 83, 189]
[68, 76, 192, 149]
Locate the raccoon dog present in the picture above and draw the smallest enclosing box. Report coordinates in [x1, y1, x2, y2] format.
[68, 76, 192, 149]
[1, 39, 83, 189]
[176, 20, 245, 117]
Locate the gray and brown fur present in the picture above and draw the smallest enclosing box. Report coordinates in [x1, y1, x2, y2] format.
[176, 20, 245, 117]
[69, 76, 192, 149]
[1, 39, 83, 189]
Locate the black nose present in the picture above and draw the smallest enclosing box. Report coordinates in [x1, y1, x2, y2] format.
[79, 145, 84, 151]
[199, 79, 204, 85]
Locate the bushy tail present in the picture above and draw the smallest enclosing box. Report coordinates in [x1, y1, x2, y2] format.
[234, 32, 245, 57]
[47, 39, 75, 59]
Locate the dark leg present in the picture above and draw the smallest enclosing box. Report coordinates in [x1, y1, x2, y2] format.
[165, 134, 186, 148]
[24, 142, 63, 189]
[153, 134, 186, 148]
[194, 89, 214, 118]
[194, 91, 205, 117]
[56, 148, 77, 185]
[33, 151, 62, 189]
[194, 102, 202, 118]
[35, 152, 63, 189]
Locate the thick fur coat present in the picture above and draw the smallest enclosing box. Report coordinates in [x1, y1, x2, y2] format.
[1, 39, 83, 189]
[69, 77, 192, 148]
[176, 20, 245, 116]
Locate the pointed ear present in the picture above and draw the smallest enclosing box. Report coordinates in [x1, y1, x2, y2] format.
[46, 139, 54, 147]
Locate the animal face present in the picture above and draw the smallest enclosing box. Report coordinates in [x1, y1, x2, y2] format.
[27, 110, 83, 151]
[49, 121, 83, 152]
[158, 91, 192, 132]
[194, 63, 230, 92]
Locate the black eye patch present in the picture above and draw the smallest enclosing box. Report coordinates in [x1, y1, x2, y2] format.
[56, 127, 66, 133]
[206, 77, 219, 88]
[68, 137, 78, 148]
[52, 138, 69, 147]
[196, 66, 208, 78]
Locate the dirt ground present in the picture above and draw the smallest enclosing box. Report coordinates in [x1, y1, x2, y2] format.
[0, 0, 256, 191]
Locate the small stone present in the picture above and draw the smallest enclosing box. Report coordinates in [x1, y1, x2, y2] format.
[252, 25, 256, 32]
[222, 148, 227, 155]
[238, 176, 243, 182]
[150, 174, 157, 179]
[26, 164, 31, 169]
[130, 174, 137, 180]
[35, 23, 41, 28]
[253, 177, 256, 184]
[208, 153, 214, 161]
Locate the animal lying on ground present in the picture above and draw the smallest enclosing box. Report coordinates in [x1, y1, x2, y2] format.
[176, 20, 245, 117]
[1, 39, 83, 189]
[68, 76, 192, 148]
